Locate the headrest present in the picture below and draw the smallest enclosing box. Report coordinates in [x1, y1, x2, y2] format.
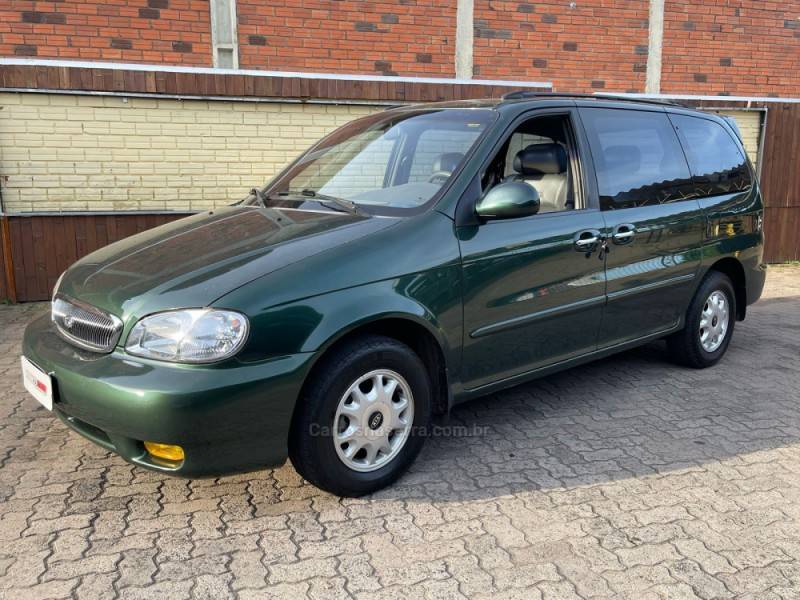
[433, 152, 465, 174]
[513, 143, 567, 176]
[603, 145, 641, 172]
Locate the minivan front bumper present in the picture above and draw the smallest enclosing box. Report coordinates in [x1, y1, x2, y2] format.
[22, 313, 314, 478]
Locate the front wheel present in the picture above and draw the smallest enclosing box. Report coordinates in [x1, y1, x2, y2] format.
[667, 271, 736, 369]
[288, 335, 432, 496]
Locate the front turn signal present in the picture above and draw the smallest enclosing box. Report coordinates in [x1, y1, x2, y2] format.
[144, 441, 185, 463]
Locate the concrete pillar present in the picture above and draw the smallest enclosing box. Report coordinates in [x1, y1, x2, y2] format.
[646, 0, 665, 93]
[456, 0, 474, 79]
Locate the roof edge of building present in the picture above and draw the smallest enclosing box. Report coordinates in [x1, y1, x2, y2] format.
[0, 57, 552, 90]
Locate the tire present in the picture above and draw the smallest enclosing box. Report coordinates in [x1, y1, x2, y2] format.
[667, 271, 737, 369]
[288, 334, 432, 496]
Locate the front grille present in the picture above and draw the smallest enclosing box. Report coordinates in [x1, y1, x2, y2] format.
[52, 296, 123, 353]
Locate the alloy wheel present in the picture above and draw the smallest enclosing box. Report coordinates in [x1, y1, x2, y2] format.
[699, 290, 730, 353]
[333, 369, 415, 472]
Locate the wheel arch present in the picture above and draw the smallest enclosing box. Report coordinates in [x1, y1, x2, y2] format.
[706, 257, 747, 320]
[297, 313, 453, 419]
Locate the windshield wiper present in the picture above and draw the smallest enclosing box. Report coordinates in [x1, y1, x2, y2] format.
[299, 189, 359, 214]
[250, 187, 268, 207]
[264, 189, 361, 215]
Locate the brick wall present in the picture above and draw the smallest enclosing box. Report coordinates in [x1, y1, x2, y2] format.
[0, 0, 211, 65]
[0, 91, 762, 214]
[236, 0, 456, 76]
[473, 0, 650, 92]
[1, 1, 799, 96]
[0, 92, 379, 212]
[661, 1, 800, 96]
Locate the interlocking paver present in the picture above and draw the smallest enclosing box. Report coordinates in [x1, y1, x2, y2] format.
[0, 265, 799, 598]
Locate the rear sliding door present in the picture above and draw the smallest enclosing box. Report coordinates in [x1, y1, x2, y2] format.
[578, 107, 705, 347]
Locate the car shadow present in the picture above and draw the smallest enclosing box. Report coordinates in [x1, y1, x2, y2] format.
[370, 294, 800, 503]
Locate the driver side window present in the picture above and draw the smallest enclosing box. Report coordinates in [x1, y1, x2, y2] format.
[482, 114, 580, 214]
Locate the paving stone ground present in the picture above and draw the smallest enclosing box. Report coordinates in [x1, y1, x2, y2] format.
[1, 266, 799, 599]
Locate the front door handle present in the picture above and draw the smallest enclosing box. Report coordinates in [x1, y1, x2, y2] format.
[612, 223, 636, 245]
[573, 229, 602, 254]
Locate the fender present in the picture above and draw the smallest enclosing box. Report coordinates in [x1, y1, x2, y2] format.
[306, 291, 452, 355]
[294, 274, 461, 374]
[693, 184, 766, 317]
[229, 269, 464, 378]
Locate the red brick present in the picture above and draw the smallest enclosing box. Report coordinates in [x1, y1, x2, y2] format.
[236, 0, 456, 76]
[0, 0, 797, 96]
[0, 0, 211, 66]
[662, 0, 800, 96]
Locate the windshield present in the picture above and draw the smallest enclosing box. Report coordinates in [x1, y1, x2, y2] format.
[259, 108, 495, 214]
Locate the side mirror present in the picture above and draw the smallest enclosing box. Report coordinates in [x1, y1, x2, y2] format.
[475, 182, 540, 220]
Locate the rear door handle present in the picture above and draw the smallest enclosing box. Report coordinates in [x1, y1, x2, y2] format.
[612, 223, 636, 245]
[573, 229, 602, 253]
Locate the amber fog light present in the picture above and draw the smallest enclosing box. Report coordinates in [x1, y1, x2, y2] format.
[144, 441, 185, 464]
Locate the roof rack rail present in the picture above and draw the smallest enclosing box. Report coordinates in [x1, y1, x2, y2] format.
[501, 91, 585, 100]
[500, 90, 686, 108]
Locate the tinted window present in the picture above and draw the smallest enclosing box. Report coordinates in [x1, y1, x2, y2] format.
[670, 114, 752, 197]
[581, 108, 694, 210]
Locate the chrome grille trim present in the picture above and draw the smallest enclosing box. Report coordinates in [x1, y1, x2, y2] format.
[51, 296, 124, 353]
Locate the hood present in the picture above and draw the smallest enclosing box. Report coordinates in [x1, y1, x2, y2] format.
[58, 205, 398, 324]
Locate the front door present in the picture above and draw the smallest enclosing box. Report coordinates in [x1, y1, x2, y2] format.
[457, 110, 607, 392]
[578, 107, 705, 347]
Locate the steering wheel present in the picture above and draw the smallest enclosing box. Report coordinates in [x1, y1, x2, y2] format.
[428, 171, 451, 185]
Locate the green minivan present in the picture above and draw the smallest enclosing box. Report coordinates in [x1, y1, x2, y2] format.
[22, 94, 766, 496]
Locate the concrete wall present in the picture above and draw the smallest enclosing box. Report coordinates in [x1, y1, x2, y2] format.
[0, 93, 380, 213]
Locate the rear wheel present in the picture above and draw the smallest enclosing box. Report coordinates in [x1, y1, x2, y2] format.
[289, 335, 432, 496]
[667, 271, 736, 369]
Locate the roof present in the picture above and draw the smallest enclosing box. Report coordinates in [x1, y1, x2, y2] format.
[385, 93, 692, 114]
[499, 91, 687, 108]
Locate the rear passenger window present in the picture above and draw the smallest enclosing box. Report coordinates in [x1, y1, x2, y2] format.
[580, 108, 695, 210]
[670, 114, 752, 197]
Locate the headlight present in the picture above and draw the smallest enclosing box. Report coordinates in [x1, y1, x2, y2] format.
[125, 309, 249, 363]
